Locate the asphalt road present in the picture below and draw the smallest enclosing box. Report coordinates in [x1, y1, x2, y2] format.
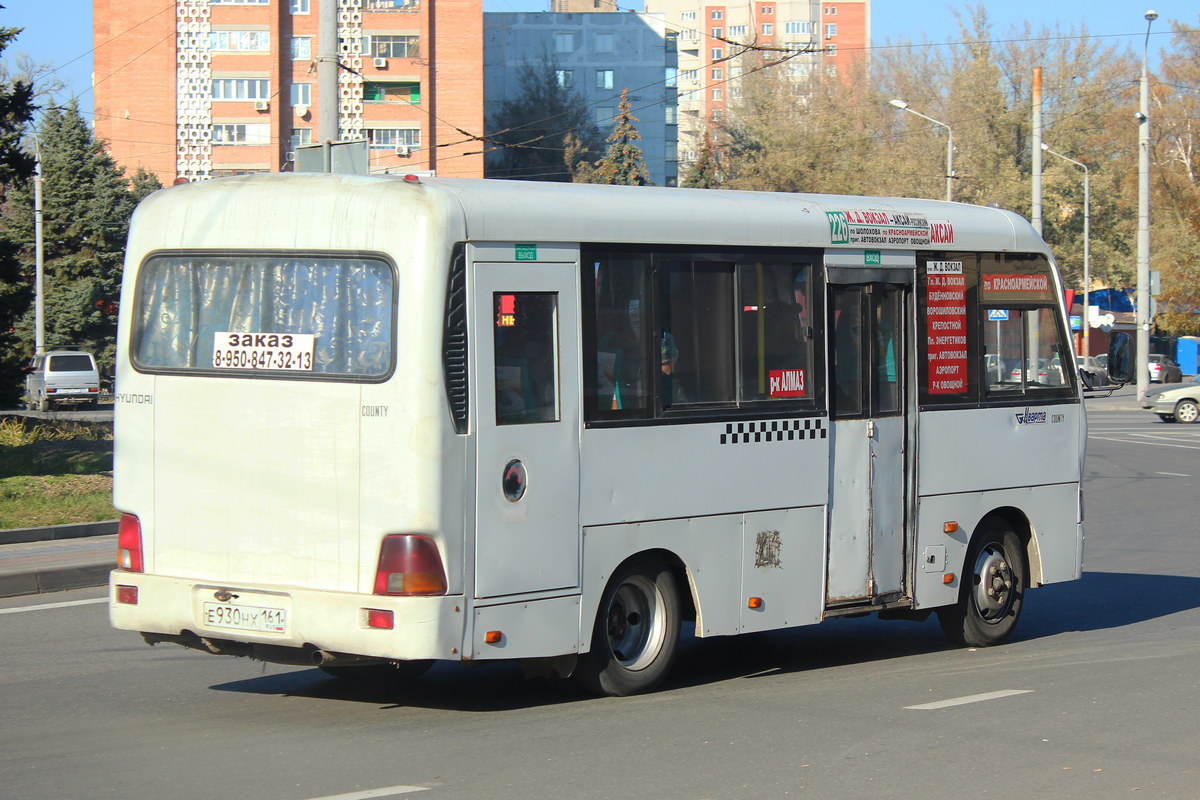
[1, 402, 1198, 799]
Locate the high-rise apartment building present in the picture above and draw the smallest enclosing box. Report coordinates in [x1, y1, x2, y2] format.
[93, 0, 484, 184]
[642, 0, 868, 172]
[484, 12, 678, 186]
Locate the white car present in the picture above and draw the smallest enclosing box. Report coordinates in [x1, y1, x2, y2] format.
[23, 351, 101, 411]
[1142, 377, 1200, 423]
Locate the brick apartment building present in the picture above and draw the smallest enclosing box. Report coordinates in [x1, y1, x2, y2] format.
[93, 0, 484, 184]
[639, 0, 869, 172]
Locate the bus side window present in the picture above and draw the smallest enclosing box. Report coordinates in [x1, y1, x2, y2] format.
[494, 292, 560, 425]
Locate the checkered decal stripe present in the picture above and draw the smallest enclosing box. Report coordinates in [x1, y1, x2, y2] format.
[720, 419, 826, 444]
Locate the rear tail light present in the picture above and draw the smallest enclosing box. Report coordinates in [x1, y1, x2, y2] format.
[373, 535, 447, 596]
[117, 513, 144, 572]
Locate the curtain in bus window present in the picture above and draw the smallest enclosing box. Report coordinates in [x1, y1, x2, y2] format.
[831, 290, 864, 417]
[135, 255, 394, 377]
[588, 253, 650, 416]
[872, 288, 901, 415]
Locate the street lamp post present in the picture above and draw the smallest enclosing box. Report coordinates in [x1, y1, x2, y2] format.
[1042, 144, 1090, 358]
[30, 127, 44, 356]
[889, 99, 953, 202]
[1136, 9, 1157, 401]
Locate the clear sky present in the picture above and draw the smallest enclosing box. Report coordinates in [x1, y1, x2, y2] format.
[1, 0, 1195, 123]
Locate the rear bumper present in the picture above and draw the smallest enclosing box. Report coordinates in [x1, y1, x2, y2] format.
[108, 570, 466, 662]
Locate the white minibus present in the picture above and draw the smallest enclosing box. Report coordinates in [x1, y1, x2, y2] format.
[111, 174, 1091, 695]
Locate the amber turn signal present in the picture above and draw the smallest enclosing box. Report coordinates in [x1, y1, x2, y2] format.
[944, 573, 956, 585]
[747, 597, 763, 609]
[944, 521, 959, 533]
[485, 631, 502, 644]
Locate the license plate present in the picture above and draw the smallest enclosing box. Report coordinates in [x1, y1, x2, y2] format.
[202, 602, 288, 634]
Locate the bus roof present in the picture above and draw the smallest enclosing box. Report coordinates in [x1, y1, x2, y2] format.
[134, 174, 1048, 256]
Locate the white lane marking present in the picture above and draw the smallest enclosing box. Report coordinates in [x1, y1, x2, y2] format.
[0, 597, 107, 616]
[906, 689, 1033, 710]
[1087, 434, 1200, 450]
[1157, 471, 1192, 477]
[302, 786, 430, 800]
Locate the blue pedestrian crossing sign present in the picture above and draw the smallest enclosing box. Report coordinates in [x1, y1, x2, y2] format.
[987, 309, 1009, 321]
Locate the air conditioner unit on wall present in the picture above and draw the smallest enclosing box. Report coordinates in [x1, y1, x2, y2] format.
[285, 151, 296, 162]
[294, 104, 309, 117]
[395, 145, 411, 157]
[374, 57, 388, 68]
[254, 99, 269, 111]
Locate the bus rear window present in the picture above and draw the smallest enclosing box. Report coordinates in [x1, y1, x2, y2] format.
[133, 254, 395, 379]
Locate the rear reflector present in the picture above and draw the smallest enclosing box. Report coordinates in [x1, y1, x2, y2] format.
[373, 535, 447, 596]
[117, 513, 144, 572]
[116, 585, 139, 605]
[366, 608, 394, 629]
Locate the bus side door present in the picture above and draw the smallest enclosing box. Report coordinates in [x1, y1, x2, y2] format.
[827, 280, 910, 604]
[472, 259, 582, 599]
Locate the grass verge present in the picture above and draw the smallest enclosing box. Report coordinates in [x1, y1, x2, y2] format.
[0, 417, 114, 529]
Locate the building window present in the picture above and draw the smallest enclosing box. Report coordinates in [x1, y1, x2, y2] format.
[368, 34, 419, 58]
[761, 5, 773, 14]
[289, 0, 310, 12]
[731, 86, 742, 99]
[712, 48, 723, 59]
[291, 36, 311, 60]
[682, 11, 696, 21]
[711, 9, 722, 19]
[557, 69, 574, 88]
[595, 32, 614, 53]
[785, 21, 812, 34]
[364, 81, 420, 104]
[762, 23, 773, 35]
[364, 0, 420, 9]
[682, 69, 697, 82]
[711, 88, 723, 100]
[211, 123, 270, 145]
[665, 141, 678, 161]
[366, 127, 421, 150]
[827, 5, 837, 14]
[665, 67, 677, 88]
[209, 31, 270, 52]
[290, 128, 312, 150]
[209, 0, 269, 5]
[290, 83, 311, 106]
[556, 32, 574, 53]
[826, 23, 837, 36]
[665, 105, 677, 124]
[712, 109, 723, 120]
[728, 25, 747, 37]
[665, 32, 678, 52]
[826, 44, 836, 56]
[212, 78, 271, 101]
[596, 69, 614, 90]
[712, 27, 723, 39]
[712, 67, 723, 80]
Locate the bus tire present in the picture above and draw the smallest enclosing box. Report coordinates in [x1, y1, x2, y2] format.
[938, 520, 1027, 647]
[1174, 400, 1199, 424]
[575, 557, 681, 696]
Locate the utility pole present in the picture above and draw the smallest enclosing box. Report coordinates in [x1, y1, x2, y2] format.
[1031, 67, 1043, 237]
[318, 0, 339, 172]
[1136, 10, 1157, 401]
[32, 129, 44, 356]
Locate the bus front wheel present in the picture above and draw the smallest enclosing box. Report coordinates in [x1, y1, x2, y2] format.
[938, 521, 1027, 647]
[576, 557, 681, 696]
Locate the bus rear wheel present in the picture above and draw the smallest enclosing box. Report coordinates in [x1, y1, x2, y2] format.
[575, 557, 680, 696]
[938, 520, 1027, 647]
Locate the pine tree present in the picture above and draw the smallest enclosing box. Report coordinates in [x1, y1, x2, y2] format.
[586, 89, 653, 186]
[682, 131, 720, 188]
[5, 102, 161, 375]
[0, 20, 37, 406]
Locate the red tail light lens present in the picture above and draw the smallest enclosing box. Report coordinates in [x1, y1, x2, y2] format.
[117, 513, 144, 572]
[373, 535, 447, 596]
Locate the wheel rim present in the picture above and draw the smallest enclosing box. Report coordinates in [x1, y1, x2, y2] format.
[1177, 402, 1198, 423]
[971, 542, 1016, 624]
[605, 575, 667, 671]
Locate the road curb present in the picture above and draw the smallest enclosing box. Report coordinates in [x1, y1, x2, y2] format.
[0, 520, 119, 546]
[0, 563, 112, 599]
